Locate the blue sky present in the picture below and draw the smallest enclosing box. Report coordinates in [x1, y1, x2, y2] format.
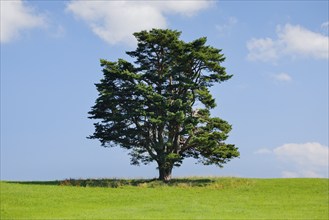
[1, 0, 328, 181]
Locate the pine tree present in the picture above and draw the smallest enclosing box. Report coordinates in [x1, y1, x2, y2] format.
[88, 29, 239, 181]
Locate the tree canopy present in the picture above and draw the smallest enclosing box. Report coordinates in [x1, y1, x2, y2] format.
[88, 29, 239, 181]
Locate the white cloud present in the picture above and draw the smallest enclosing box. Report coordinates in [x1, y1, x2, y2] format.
[274, 142, 329, 178]
[247, 23, 329, 62]
[281, 170, 324, 178]
[66, 1, 212, 45]
[216, 16, 238, 36]
[49, 25, 66, 39]
[254, 148, 272, 154]
[273, 142, 328, 167]
[281, 171, 300, 178]
[272, 72, 292, 82]
[254, 142, 329, 178]
[321, 21, 329, 32]
[151, 1, 212, 17]
[246, 37, 279, 62]
[0, 0, 46, 43]
[278, 24, 329, 59]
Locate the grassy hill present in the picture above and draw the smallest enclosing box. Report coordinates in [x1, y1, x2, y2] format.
[1, 177, 328, 219]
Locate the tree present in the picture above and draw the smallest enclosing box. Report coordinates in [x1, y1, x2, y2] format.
[88, 29, 239, 181]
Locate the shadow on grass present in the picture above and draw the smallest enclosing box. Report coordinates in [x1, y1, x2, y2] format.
[5, 180, 61, 186]
[7, 178, 215, 188]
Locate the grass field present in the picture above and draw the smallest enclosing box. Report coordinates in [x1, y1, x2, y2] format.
[1, 177, 328, 219]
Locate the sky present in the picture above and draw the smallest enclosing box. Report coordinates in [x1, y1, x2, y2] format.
[1, 0, 328, 181]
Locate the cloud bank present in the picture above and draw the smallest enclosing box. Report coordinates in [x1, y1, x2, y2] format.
[247, 23, 329, 62]
[66, 1, 212, 45]
[255, 142, 328, 178]
[0, 0, 46, 43]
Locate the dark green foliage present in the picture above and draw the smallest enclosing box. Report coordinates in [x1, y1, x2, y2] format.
[89, 29, 239, 181]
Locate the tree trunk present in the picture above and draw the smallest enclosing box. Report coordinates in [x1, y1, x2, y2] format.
[158, 164, 173, 182]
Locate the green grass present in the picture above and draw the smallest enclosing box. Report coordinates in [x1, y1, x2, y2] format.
[1, 178, 328, 219]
